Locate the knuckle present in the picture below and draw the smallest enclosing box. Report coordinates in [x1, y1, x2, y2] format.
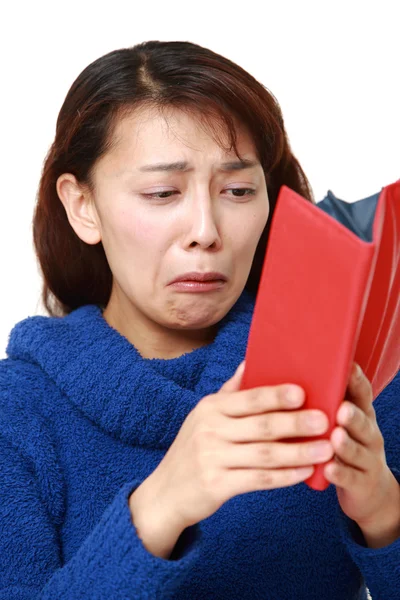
[192, 425, 216, 451]
[374, 430, 385, 451]
[247, 388, 263, 412]
[200, 393, 216, 412]
[256, 469, 274, 488]
[287, 468, 302, 483]
[193, 401, 211, 424]
[258, 415, 273, 440]
[298, 411, 310, 432]
[256, 443, 273, 467]
[303, 443, 314, 461]
[201, 467, 222, 490]
[359, 414, 371, 437]
[350, 438, 361, 461]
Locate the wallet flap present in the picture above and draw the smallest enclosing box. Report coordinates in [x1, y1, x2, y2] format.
[318, 181, 400, 397]
[241, 180, 400, 491]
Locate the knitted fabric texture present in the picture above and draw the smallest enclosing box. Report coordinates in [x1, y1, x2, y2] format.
[0, 288, 399, 599]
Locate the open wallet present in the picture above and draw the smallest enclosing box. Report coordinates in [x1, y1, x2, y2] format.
[240, 179, 400, 491]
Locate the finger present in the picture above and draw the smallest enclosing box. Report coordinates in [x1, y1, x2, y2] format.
[330, 426, 369, 471]
[221, 439, 334, 469]
[219, 409, 329, 442]
[217, 383, 305, 417]
[346, 363, 374, 418]
[220, 361, 246, 393]
[336, 401, 377, 447]
[224, 464, 315, 493]
[324, 455, 365, 488]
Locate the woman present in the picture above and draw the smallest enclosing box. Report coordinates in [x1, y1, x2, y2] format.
[0, 40, 398, 599]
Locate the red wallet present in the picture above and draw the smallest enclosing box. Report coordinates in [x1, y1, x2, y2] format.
[240, 180, 400, 491]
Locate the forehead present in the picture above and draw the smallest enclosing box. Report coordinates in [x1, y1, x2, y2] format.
[107, 106, 257, 164]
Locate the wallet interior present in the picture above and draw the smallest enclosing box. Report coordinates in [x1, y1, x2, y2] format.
[317, 190, 380, 242]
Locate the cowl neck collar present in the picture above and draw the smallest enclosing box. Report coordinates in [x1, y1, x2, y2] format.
[6, 289, 255, 449]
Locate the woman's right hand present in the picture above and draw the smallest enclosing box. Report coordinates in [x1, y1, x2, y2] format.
[134, 361, 334, 535]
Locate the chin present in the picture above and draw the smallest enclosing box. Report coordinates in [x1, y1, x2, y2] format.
[165, 299, 228, 330]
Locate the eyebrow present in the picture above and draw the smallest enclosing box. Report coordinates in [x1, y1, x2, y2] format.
[138, 158, 260, 173]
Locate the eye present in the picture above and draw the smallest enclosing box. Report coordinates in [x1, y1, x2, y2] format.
[141, 189, 181, 201]
[225, 188, 256, 198]
[142, 190, 177, 200]
[141, 188, 257, 200]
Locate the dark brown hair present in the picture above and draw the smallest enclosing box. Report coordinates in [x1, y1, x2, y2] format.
[33, 40, 315, 317]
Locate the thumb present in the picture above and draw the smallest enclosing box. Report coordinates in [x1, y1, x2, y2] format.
[219, 361, 246, 393]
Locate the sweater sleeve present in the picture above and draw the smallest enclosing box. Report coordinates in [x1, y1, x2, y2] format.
[336, 466, 400, 600]
[0, 434, 203, 600]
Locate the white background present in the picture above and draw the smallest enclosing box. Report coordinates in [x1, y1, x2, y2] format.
[1, 0, 399, 358]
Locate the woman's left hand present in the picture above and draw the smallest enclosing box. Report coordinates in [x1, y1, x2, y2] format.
[323, 362, 400, 544]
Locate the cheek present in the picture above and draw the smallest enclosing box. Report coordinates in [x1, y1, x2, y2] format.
[232, 204, 269, 253]
[105, 211, 163, 291]
[114, 211, 160, 258]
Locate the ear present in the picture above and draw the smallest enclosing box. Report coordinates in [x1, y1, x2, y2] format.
[56, 173, 101, 245]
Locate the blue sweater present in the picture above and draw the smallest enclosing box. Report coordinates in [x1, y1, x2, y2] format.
[0, 289, 399, 600]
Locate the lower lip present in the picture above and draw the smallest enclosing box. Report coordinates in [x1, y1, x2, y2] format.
[169, 280, 226, 292]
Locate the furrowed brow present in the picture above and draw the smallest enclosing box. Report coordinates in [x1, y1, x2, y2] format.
[138, 158, 260, 173]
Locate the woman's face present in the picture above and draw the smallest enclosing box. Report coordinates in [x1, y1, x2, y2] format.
[64, 107, 269, 335]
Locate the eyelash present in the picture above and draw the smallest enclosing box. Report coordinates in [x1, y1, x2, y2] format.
[142, 188, 257, 200]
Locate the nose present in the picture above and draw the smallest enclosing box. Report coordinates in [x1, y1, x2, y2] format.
[184, 195, 222, 251]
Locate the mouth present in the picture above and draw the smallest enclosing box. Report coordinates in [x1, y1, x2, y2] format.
[168, 272, 228, 285]
[167, 272, 227, 292]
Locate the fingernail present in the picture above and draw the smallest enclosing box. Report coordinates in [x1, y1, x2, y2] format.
[285, 386, 304, 406]
[352, 362, 363, 380]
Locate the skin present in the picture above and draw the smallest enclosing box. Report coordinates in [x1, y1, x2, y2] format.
[324, 363, 400, 548]
[57, 106, 269, 359]
[57, 106, 400, 549]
